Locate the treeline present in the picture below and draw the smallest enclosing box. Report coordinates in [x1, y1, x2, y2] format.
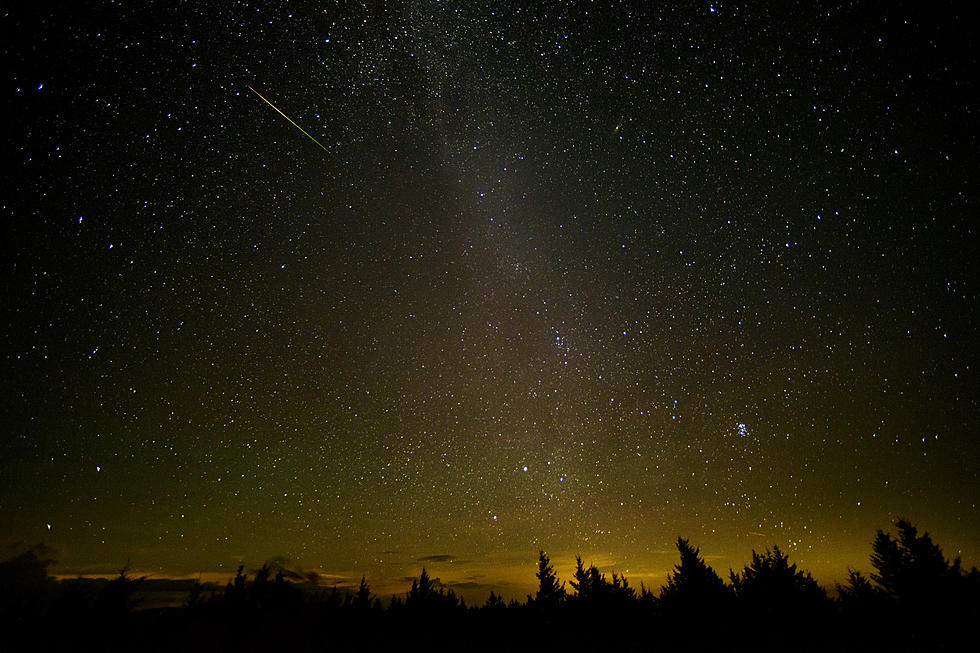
[1, 520, 978, 651]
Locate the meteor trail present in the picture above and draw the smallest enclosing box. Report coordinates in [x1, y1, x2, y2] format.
[247, 85, 329, 153]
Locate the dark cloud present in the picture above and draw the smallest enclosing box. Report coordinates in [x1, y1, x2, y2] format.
[447, 581, 496, 592]
[262, 556, 324, 584]
[416, 554, 463, 564]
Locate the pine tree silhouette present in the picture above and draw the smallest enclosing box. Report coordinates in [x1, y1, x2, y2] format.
[0, 548, 53, 618]
[658, 537, 731, 614]
[354, 575, 372, 609]
[864, 518, 980, 646]
[610, 572, 636, 603]
[730, 545, 826, 618]
[534, 550, 565, 608]
[95, 563, 145, 617]
[569, 555, 588, 599]
[870, 519, 956, 604]
[569, 556, 609, 602]
[407, 567, 434, 605]
[484, 590, 506, 610]
[11, 519, 974, 651]
[837, 568, 877, 603]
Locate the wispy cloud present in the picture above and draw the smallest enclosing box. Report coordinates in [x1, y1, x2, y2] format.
[416, 554, 463, 564]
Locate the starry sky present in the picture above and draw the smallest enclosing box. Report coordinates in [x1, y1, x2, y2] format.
[2, 1, 977, 600]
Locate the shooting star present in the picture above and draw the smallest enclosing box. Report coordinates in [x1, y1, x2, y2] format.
[247, 85, 329, 153]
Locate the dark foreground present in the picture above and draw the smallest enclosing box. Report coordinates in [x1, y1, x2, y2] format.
[3, 520, 977, 651]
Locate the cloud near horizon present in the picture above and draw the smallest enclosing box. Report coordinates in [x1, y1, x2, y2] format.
[416, 554, 464, 564]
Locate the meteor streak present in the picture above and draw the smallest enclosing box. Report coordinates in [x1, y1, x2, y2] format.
[247, 85, 329, 153]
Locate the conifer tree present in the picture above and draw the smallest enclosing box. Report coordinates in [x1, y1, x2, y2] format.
[870, 519, 957, 603]
[659, 537, 730, 612]
[354, 575, 372, 609]
[569, 556, 588, 597]
[730, 545, 826, 613]
[534, 550, 565, 608]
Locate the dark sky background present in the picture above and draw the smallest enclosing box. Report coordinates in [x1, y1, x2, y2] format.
[2, 1, 977, 600]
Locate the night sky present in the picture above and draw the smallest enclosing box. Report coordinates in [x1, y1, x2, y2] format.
[3, 1, 977, 600]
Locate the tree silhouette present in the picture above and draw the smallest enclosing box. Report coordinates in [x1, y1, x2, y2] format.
[610, 572, 636, 603]
[224, 564, 248, 606]
[484, 590, 506, 610]
[569, 556, 588, 599]
[533, 550, 565, 608]
[836, 568, 877, 603]
[870, 518, 958, 604]
[730, 545, 826, 618]
[4, 519, 974, 652]
[95, 563, 145, 617]
[565, 555, 638, 612]
[407, 567, 434, 605]
[404, 568, 462, 613]
[835, 566, 891, 641]
[354, 575, 372, 609]
[638, 582, 656, 608]
[838, 519, 980, 649]
[251, 563, 272, 608]
[185, 577, 206, 609]
[0, 548, 54, 618]
[658, 537, 731, 615]
[862, 518, 980, 646]
[569, 556, 609, 602]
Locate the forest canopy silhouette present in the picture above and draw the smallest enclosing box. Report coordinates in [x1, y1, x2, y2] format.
[2, 520, 977, 651]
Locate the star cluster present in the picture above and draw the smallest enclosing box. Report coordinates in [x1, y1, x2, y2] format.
[2, 2, 976, 597]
